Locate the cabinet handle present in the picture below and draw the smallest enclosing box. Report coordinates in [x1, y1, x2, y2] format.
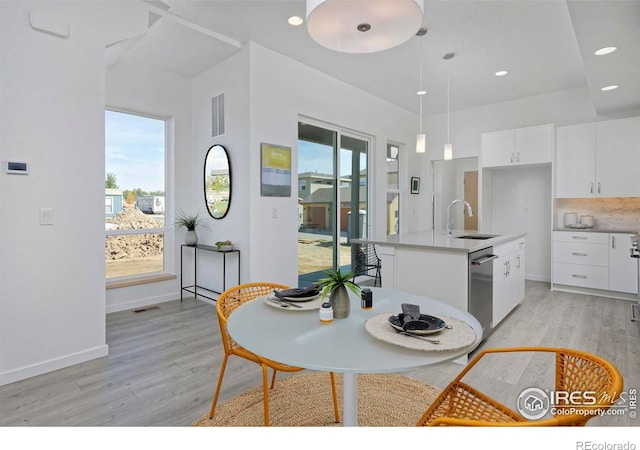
[611, 236, 615, 249]
[507, 260, 511, 276]
[571, 274, 588, 279]
[590, 182, 594, 194]
[516, 152, 520, 163]
[510, 152, 514, 163]
[504, 261, 508, 277]
[571, 236, 588, 240]
[572, 252, 588, 256]
[598, 182, 601, 194]
[516, 255, 521, 268]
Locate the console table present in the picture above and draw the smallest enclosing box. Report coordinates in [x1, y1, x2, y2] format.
[180, 244, 240, 302]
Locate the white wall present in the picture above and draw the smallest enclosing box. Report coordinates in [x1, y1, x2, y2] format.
[105, 60, 193, 313]
[491, 166, 553, 281]
[0, 2, 144, 385]
[191, 48, 251, 289]
[248, 43, 418, 286]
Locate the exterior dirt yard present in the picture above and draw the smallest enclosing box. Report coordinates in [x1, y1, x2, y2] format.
[106, 210, 351, 279]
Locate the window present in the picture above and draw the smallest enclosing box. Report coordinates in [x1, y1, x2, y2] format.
[105, 110, 167, 279]
[386, 143, 400, 235]
[297, 120, 370, 286]
[105, 198, 113, 214]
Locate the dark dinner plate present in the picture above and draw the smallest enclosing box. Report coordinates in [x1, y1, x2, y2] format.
[388, 314, 446, 335]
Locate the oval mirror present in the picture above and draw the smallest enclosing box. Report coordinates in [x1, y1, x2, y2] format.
[204, 144, 231, 219]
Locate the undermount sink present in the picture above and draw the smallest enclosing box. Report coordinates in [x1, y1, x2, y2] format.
[454, 234, 499, 240]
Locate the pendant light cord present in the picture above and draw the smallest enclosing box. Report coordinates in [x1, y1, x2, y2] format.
[419, 35, 424, 134]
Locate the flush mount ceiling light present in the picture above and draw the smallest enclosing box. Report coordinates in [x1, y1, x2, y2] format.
[601, 85, 619, 91]
[594, 46, 617, 56]
[495, 70, 508, 77]
[288, 16, 304, 26]
[306, 0, 424, 53]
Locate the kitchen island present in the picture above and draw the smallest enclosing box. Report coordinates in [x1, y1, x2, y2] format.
[353, 230, 526, 338]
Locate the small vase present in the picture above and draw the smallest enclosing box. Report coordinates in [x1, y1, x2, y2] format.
[185, 230, 198, 246]
[330, 285, 350, 319]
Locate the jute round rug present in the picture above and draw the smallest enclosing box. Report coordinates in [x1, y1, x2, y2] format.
[192, 372, 441, 427]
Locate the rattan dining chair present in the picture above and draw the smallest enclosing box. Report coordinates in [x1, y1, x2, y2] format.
[208, 282, 340, 426]
[417, 347, 623, 426]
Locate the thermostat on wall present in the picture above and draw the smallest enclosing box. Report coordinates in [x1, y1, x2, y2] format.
[5, 161, 28, 174]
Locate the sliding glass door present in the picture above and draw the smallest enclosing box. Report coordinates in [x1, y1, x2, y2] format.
[297, 121, 369, 286]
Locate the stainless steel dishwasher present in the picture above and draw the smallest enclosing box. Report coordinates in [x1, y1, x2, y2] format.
[468, 247, 498, 341]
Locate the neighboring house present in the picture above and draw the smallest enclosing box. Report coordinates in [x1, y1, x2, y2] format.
[299, 185, 367, 233]
[105, 189, 123, 218]
[298, 171, 368, 234]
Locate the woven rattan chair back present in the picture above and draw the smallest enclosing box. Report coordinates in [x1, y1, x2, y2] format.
[216, 282, 288, 355]
[417, 347, 623, 426]
[209, 282, 340, 426]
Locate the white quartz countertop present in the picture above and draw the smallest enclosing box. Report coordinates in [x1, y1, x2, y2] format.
[554, 228, 639, 235]
[353, 230, 526, 254]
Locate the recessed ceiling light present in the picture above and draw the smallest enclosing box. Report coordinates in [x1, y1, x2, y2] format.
[495, 70, 508, 77]
[594, 46, 617, 56]
[416, 90, 427, 96]
[288, 16, 303, 26]
[601, 85, 619, 91]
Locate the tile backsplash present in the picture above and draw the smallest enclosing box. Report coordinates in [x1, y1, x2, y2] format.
[555, 197, 640, 231]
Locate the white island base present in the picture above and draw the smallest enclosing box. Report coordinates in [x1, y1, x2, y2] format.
[354, 230, 526, 352]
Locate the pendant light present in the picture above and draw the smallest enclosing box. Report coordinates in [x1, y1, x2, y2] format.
[443, 52, 454, 160]
[416, 27, 427, 154]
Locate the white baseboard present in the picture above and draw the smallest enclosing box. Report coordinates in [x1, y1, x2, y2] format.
[106, 291, 180, 314]
[0, 344, 108, 387]
[525, 273, 551, 282]
[550, 284, 637, 301]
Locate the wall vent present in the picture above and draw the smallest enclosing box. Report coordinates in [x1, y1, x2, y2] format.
[212, 93, 225, 137]
[133, 306, 160, 314]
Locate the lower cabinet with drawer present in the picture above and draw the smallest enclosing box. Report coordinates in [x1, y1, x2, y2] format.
[552, 231, 638, 299]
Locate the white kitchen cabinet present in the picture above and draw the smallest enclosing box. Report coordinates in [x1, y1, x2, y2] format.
[556, 117, 640, 197]
[595, 117, 640, 197]
[555, 123, 596, 198]
[493, 239, 525, 327]
[609, 233, 639, 294]
[481, 129, 514, 168]
[482, 124, 553, 168]
[516, 125, 554, 166]
[552, 231, 638, 295]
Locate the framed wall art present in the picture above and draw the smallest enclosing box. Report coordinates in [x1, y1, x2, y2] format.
[261, 143, 291, 197]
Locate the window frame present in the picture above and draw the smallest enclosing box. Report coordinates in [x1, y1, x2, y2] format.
[104, 107, 174, 284]
[386, 142, 402, 235]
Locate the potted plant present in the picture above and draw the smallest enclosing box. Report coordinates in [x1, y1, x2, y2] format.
[317, 267, 361, 319]
[215, 240, 233, 251]
[175, 211, 204, 246]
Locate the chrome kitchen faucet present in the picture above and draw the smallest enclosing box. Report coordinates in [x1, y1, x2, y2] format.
[447, 199, 473, 235]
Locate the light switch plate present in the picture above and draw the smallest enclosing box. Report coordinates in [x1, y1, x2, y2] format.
[40, 208, 53, 225]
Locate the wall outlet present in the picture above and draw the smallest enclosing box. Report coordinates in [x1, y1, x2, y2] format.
[272, 208, 278, 218]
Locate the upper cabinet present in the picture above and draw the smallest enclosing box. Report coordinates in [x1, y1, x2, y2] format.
[481, 124, 553, 168]
[556, 117, 640, 198]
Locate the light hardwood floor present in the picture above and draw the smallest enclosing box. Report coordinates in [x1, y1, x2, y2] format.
[0, 281, 638, 426]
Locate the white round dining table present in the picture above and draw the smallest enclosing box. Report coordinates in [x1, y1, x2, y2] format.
[226, 286, 483, 426]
